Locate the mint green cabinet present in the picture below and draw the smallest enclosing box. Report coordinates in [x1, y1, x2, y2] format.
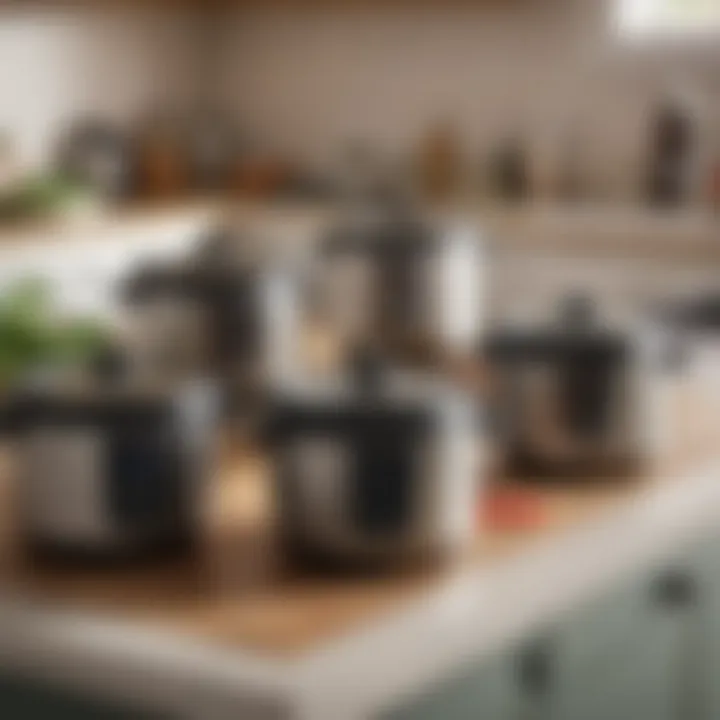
[384, 651, 532, 720]
[550, 568, 691, 720]
[384, 564, 695, 720]
[685, 535, 720, 720]
[0, 675, 163, 719]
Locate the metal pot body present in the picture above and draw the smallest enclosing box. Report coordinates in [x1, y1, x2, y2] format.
[320, 223, 484, 364]
[483, 304, 666, 477]
[124, 262, 305, 390]
[488, 346, 649, 476]
[14, 381, 217, 557]
[270, 383, 480, 563]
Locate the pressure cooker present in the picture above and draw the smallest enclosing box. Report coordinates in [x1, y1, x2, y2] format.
[483, 296, 659, 478]
[264, 352, 482, 567]
[7, 355, 218, 561]
[318, 206, 485, 367]
[123, 227, 307, 405]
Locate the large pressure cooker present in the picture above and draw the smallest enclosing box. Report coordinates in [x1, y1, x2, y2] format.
[7, 357, 218, 561]
[265, 354, 482, 567]
[318, 207, 485, 367]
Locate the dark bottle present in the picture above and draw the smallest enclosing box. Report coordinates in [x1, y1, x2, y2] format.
[488, 138, 529, 203]
[645, 100, 695, 207]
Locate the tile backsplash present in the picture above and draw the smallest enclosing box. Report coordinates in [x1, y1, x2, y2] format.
[216, 0, 720, 201]
[1, 0, 719, 200]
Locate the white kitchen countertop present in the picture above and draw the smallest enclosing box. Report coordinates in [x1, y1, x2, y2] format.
[1, 459, 720, 720]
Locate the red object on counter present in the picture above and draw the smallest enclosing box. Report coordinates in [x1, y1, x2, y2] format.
[482, 487, 546, 531]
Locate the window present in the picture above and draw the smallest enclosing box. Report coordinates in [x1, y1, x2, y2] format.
[617, 0, 720, 36]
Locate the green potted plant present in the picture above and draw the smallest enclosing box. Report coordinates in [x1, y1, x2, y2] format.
[0, 277, 111, 389]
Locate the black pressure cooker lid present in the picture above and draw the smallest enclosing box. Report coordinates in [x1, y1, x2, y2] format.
[4, 348, 186, 430]
[483, 296, 630, 365]
[484, 329, 629, 364]
[265, 379, 438, 441]
[265, 401, 434, 446]
[264, 352, 457, 443]
[5, 377, 182, 429]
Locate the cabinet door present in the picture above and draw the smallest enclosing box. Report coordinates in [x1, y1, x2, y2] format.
[550, 568, 691, 720]
[384, 651, 527, 720]
[686, 535, 720, 720]
[697, 595, 720, 720]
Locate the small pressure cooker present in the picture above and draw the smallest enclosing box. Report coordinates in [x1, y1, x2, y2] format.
[7, 356, 218, 561]
[123, 227, 307, 406]
[265, 353, 482, 567]
[483, 296, 657, 478]
[318, 205, 485, 367]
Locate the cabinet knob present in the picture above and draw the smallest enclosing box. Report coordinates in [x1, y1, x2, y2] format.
[652, 569, 697, 608]
[518, 638, 553, 696]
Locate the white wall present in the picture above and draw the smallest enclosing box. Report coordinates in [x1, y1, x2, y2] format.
[0, 6, 199, 169]
[217, 0, 720, 198]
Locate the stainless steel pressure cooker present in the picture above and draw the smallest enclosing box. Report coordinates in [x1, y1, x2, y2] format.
[123, 227, 307, 403]
[483, 296, 656, 478]
[318, 206, 485, 367]
[7, 358, 218, 561]
[265, 353, 482, 567]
